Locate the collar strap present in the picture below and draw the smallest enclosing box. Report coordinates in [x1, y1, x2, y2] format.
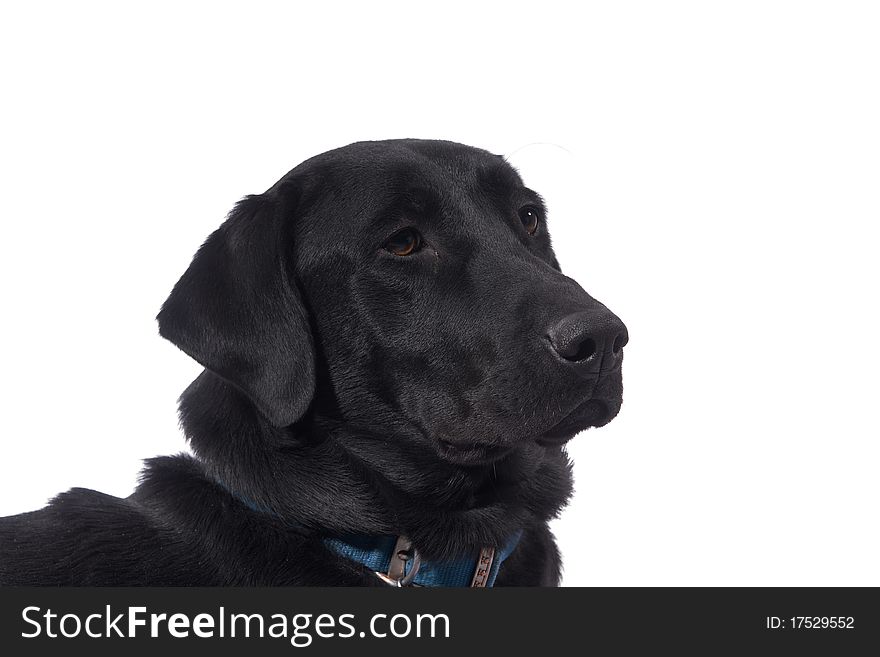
[325, 531, 522, 587]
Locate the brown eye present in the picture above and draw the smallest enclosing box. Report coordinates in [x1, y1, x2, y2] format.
[519, 206, 541, 235]
[383, 227, 423, 256]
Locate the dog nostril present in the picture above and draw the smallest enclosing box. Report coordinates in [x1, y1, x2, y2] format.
[612, 333, 627, 356]
[564, 336, 596, 362]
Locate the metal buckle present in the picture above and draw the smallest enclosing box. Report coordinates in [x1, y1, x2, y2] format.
[397, 549, 421, 587]
[376, 536, 422, 587]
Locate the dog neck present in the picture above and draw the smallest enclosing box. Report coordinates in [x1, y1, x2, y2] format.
[176, 370, 573, 560]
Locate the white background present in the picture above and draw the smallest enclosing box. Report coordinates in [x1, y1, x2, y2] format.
[1, 2, 877, 586]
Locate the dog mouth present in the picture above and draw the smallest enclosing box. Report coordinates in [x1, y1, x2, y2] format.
[434, 368, 623, 462]
[535, 395, 619, 446]
[436, 439, 513, 466]
[436, 396, 617, 462]
[533, 364, 625, 446]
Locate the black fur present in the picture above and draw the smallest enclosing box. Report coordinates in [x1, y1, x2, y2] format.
[0, 139, 627, 586]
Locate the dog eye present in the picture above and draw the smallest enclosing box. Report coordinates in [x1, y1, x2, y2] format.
[519, 206, 541, 235]
[383, 227, 423, 256]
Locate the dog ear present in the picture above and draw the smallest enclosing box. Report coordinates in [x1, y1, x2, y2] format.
[157, 191, 315, 427]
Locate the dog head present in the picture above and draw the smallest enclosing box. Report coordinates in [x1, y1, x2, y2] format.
[159, 139, 627, 465]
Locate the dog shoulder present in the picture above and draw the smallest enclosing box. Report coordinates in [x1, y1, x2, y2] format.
[0, 487, 159, 584]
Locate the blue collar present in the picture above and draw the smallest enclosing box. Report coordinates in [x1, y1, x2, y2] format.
[217, 480, 522, 586]
[324, 531, 522, 587]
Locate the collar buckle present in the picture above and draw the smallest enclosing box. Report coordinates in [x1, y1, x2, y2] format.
[375, 536, 422, 586]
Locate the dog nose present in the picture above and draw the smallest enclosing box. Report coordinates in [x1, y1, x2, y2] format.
[547, 311, 628, 372]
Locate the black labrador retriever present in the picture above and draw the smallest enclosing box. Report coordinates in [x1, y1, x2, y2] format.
[0, 139, 627, 586]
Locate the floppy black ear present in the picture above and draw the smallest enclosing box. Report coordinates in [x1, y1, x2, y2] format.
[157, 192, 315, 427]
